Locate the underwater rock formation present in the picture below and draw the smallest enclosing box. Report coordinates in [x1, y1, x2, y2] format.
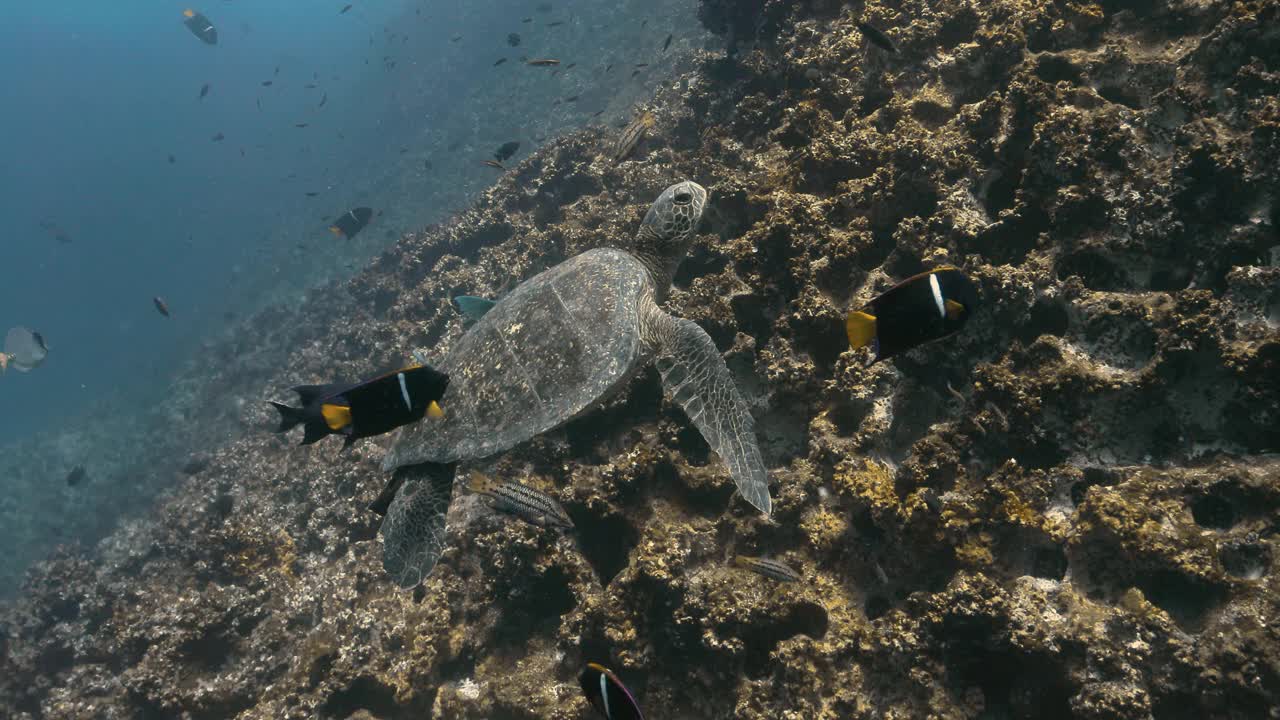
[1, 0, 1277, 718]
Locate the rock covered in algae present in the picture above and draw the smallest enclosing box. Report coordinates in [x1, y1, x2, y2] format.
[1, 0, 1279, 718]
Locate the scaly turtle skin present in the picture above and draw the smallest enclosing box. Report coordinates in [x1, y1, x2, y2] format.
[377, 181, 771, 588]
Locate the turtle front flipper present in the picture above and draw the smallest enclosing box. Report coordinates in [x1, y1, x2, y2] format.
[377, 462, 457, 589]
[652, 315, 772, 517]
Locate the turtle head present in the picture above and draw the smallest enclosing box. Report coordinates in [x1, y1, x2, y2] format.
[635, 180, 707, 287]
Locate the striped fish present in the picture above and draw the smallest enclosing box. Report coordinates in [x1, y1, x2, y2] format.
[468, 472, 573, 529]
[733, 555, 802, 583]
[612, 111, 655, 162]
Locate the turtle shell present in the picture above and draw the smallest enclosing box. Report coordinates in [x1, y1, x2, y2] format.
[383, 248, 651, 470]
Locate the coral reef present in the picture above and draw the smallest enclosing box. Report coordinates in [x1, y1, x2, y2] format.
[1, 0, 1277, 718]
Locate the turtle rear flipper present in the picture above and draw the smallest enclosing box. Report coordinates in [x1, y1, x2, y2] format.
[379, 462, 456, 589]
[653, 315, 771, 517]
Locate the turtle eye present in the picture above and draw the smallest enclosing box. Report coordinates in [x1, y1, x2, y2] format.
[674, 191, 692, 205]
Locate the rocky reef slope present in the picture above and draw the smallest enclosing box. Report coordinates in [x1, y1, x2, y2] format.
[2, 0, 1277, 718]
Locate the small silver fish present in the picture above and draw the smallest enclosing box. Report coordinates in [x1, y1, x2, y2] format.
[612, 110, 654, 162]
[733, 555, 802, 583]
[468, 472, 573, 529]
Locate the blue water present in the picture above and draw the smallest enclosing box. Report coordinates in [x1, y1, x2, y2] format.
[1, 0, 652, 441]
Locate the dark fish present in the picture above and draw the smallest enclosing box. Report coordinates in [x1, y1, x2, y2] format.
[482, 159, 505, 169]
[612, 111, 653, 161]
[662, 33, 672, 51]
[199, 83, 210, 99]
[153, 296, 171, 317]
[546, 21, 564, 27]
[295, 123, 309, 128]
[846, 267, 978, 364]
[182, 457, 209, 475]
[65, 466, 87, 488]
[328, 207, 374, 239]
[591, 109, 604, 117]
[274, 65, 280, 76]
[305, 192, 319, 197]
[319, 93, 327, 107]
[734, 555, 802, 582]
[270, 364, 449, 448]
[211, 132, 224, 142]
[564, 95, 578, 102]
[580, 664, 644, 720]
[634, 63, 648, 68]
[522, 17, 532, 23]
[451, 33, 462, 42]
[494, 140, 520, 162]
[630, 70, 640, 78]
[605, 63, 613, 72]
[256, 98, 262, 111]
[565, 62, 576, 69]
[493, 57, 508, 66]
[507, 32, 521, 47]
[856, 21, 898, 53]
[239, 147, 245, 157]
[423, 159, 433, 170]
[526, 58, 560, 66]
[468, 472, 573, 529]
[340, 3, 352, 13]
[168, 154, 176, 164]
[182, 9, 218, 45]
[261, 80, 273, 86]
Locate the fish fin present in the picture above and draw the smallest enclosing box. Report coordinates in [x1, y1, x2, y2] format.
[654, 316, 771, 516]
[427, 400, 445, 419]
[321, 403, 352, 430]
[945, 299, 966, 320]
[453, 295, 496, 321]
[846, 310, 877, 350]
[380, 462, 457, 589]
[341, 433, 358, 450]
[292, 384, 332, 404]
[328, 226, 344, 238]
[301, 421, 329, 445]
[268, 401, 305, 433]
[183, 8, 195, 17]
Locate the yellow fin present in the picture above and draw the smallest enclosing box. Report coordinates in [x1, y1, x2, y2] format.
[427, 400, 444, 418]
[846, 310, 877, 349]
[183, 8, 195, 17]
[328, 225, 343, 237]
[321, 403, 352, 430]
[945, 299, 966, 320]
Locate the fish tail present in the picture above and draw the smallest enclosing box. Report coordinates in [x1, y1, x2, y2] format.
[846, 310, 877, 350]
[268, 401, 305, 433]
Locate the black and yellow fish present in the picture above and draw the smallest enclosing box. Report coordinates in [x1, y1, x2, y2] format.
[579, 663, 644, 720]
[182, 9, 218, 45]
[846, 266, 978, 364]
[328, 207, 374, 239]
[270, 364, 448, 447]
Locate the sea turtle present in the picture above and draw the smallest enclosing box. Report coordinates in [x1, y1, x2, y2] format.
[374, 180, 771, 588]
